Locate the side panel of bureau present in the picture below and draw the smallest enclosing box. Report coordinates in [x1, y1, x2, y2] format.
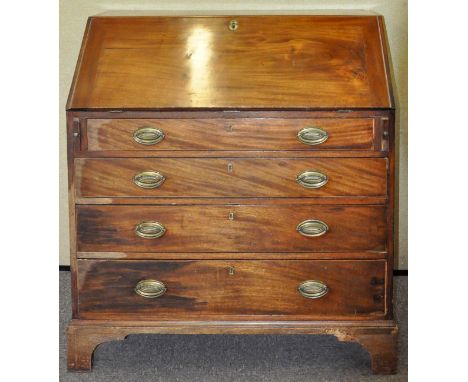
[76, 259, 386, 320]
[76, 205, 387, 253]
[75, 157, 387, 198]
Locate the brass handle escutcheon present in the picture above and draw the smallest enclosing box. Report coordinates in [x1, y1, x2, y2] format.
[133, 127, 165, 145]
[296, 170, 328, 189]
[297, 127, 328, 146]
[133, 171, 165, 189]
[135, 279, 167, 298]
[298, 280, 328, 299]
[135, 221, 166, 239]
[297, 219, 328, 237]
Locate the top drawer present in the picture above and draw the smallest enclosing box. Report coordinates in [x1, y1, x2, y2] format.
[85, 118, 376, 152]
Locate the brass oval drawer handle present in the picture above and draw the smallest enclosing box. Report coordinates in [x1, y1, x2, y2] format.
[133, 127, 165, 145]
[298, 280, 328, 299]
[297, 127, 328, 146]
[296, 219, 328, 237]
[133, 171, 165, 189]
[135, 279, 167, 298]
[296, 170, 328, 189]
[135, 221, 166, 239]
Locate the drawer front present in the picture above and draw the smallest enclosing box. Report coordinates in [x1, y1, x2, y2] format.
[77, 259, 386, 319]
[75, 158, 387, 198]
[78, 260, 386, 320]
[86, 118, 376, 151]
[76, 205, 387, 252]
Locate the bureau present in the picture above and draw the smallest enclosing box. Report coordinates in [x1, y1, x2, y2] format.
[66, 15, 398, 374]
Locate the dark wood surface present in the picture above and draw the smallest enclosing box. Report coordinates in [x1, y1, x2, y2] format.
[67, 319, 398, 373]
[67, 113, 79, 318]
[66, 15, 397, 374]
[86, 118, 376, 151]
[76, 150, 389, 159]
[71, 110, 391, 159]
[76, 204, 387, 253]
[75, 157, 387, 198]
[76, 259, 386, 319]
[76, 251, 387, 260]
[74, 196, 388, 206]
[67, 16, 392, 109]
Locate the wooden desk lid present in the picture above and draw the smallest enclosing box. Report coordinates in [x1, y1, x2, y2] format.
[67, 16, 393, 110]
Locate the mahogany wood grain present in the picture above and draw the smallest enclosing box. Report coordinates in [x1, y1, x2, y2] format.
[76, 259, 386, 319]
[67, 114, 79, 317]
[384, 111, 396, 319]
[76, 150, 388, 159]
[86, 118, 376, 151]
[76, 205, 387, 253]
[66, 14, 398, 375]
[67, 16, 392, 109]
[75, 158, 387, 198]
[68, 109, 393, 120]
[76, 251, 387, 260]
[74, 196, 388, 206]
[67, 319, 398, 373]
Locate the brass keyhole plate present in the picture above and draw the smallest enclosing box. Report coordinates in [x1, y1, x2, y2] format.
[229, 20, 238, 31]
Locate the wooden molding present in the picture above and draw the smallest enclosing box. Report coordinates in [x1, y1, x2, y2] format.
[67, 319, 398, 374]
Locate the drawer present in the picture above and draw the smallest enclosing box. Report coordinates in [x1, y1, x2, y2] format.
[85, 118, 376, 151]
[76, 259, 386, 319]
[76, 205, 387, 252]
[75, 158, 387, 198]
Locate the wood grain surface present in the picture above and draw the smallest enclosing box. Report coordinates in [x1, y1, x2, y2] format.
[76, 259, 386, 319]
[76, 204, 387, 253]
[76, 251, 387, 260]
[74, 196, 388, 206]
[75, 157, 387, 198]
[67, 319, 398, 373]
[86, 118, 376, 151]
[67, 16, 392, 109]
[66, 14, 398, 375]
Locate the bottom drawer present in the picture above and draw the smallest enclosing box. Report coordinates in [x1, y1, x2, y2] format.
[76, 259, 386, 320]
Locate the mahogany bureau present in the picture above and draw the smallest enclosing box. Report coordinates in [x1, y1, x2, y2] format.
[66, 15, 398, 374]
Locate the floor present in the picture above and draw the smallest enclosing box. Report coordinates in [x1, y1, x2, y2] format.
[59, 272, 407, 381]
